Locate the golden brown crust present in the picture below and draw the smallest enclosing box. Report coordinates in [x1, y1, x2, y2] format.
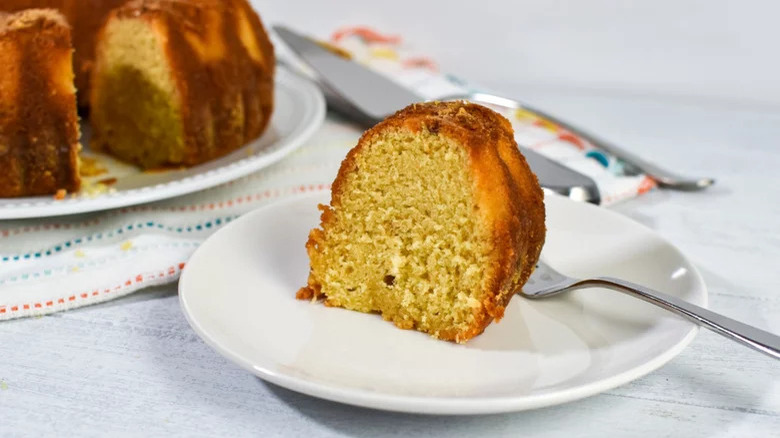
[1, 0, 128, 108]
[0, 9, 80, 197]
[0, 0, 64, 17]
[90, 0, 274, 167]
[0, 7, 68, 30]
[301, 101, 546, 342]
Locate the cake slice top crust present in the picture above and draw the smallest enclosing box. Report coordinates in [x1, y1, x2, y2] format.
[0, 8, 69, 33]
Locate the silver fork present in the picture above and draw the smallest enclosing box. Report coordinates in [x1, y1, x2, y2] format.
[521, 260, 780, 359]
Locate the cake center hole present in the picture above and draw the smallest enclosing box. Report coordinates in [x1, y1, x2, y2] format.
[383, 275, 396, 287]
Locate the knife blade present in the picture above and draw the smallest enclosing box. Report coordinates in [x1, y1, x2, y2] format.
[274, 25, 601, 203]
[275, 26, 420, 126]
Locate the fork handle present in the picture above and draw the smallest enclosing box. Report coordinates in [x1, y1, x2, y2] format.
[581, 277, 780, 359]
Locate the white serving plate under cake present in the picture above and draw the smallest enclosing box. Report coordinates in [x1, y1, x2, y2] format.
[179, 191, 707, 415]
[0, 68, 325, 220]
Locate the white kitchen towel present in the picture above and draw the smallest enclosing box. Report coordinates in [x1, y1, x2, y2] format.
[0, 26, 656, 320]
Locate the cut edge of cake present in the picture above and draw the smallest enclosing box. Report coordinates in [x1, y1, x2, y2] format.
[89, 6, 186, 168]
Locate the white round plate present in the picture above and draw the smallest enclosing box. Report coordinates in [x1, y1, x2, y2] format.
[179, 191, 707, 415]
[0, 68, 325, 220]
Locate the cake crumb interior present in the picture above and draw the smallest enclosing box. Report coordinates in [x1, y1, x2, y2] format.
[308, 127, 492, 339]
[91, 18, 185, 168]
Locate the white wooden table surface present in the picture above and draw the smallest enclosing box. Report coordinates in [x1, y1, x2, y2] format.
[2, 1, 780, 435]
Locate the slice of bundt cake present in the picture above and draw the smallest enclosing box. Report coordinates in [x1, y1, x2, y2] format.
[0, 9, 80, 197]
[298, 102, 546, 343]
[89, 0, 274, 169]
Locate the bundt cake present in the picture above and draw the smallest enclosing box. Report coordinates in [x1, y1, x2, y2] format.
[89, 0, 275, 169]
[1, 0, 128, 108]
[298, 102, 546, 343]
[0, 9, 80, 197]
[0, 0, 274, 196]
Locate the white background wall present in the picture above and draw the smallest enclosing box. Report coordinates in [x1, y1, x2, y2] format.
[254, 0, 780, 111]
